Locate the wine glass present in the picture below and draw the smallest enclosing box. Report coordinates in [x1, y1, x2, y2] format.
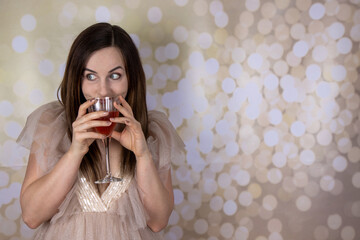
[88, 96, 122, 184]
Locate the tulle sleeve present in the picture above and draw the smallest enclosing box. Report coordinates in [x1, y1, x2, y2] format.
[16, 101, 71, 175]
[146, 110, 185, 183]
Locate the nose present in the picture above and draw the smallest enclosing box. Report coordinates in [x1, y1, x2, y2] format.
[98, 79, 111, 97]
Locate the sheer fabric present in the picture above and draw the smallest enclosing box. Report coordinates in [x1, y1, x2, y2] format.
[17, 101, 185, 240]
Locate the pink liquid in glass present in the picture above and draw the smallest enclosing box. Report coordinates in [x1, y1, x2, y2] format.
[94, 111, 119, 137]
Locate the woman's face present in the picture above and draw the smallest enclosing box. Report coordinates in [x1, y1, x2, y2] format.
[81, 47, 128, 100]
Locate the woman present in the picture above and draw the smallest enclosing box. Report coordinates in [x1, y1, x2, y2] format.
[17, 22, 184, 239]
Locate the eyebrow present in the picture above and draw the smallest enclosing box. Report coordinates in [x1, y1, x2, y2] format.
[84, 66, 124, 73]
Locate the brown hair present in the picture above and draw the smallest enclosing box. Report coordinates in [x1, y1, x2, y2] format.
[58, 23, 148, 185]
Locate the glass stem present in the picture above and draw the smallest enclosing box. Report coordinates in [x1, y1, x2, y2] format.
[104, 137, 111, 176]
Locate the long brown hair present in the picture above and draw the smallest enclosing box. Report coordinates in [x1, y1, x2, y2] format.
[58, 23, 148, 184]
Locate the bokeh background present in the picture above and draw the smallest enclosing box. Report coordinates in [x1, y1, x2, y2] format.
[1, 0, 360, 239]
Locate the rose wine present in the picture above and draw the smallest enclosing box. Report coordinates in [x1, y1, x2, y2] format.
[94, 111, 119, 137]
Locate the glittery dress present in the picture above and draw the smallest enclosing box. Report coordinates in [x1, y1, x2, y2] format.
[17, 101, 185, 240]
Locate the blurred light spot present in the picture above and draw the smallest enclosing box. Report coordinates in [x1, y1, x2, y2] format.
[264, 73, 279, 90]
[291, 121, 305, 137]
[293, 40, 309, 58]
[12, 36, 28, 53]
[29, 89, 44, 105]
[331, 65, 346, 82]
[245, 0, 260, 12]
[337, 37, 352, 54]
[4, 121, 22, 139]
[225, 141, 239, 157]
[229, 63, 242, 78]
[239, 191, 253, 206]
[247, 53, 263, 69]
[223, 200, 237, 216]
[341, 226, 356, 240]
[0, 171, 10, 187]
[165, 43, 179, 60]
[264, 130, 279, 147]
[0, 101, 14, 117]
[312, 45, 328, 62]
[146, 94, 156, 111]
[320, 175, 335, 191]
[245, 103, 260, 120]
[272, 152, 286, 168]
[309, 3, 325, 20]
[209, 0, 223, 16]
[130, 34, 140, 48]
[300, 149, 315, 165]
[38, 59, 54, 76]
[205, 58, 219, 75]
[332, 156, 347, 172]
[21, 14, 37, 32]
[350, 25, 360, 41]
[268, 108, 282, 125]
[148, 6, 162, 23]
[173, 26, 188, 42]
[327, 22, 345, 40]
[58, 63, 66, 78]
[263, 194, 277, 211]
[327, 214, 342, 230]
[317, 129, 332, 146]
[198, 32, 213, 49]
[215, 11, 229, 28]
[222, 78, 235, 93]
[220, 223, 234, 238]
[352, 172, 360, 188]
[199, 130, 213, 154]
[306, 64, 321, 81]
[194, 219, 208, 234]
[316, 81, 331, 98]
[95, 6, 111, 22]
[267, 168, 282, 184]
[173, 189, 184, 205]
[296, 195, 311, 211]
[189, 51, 204, 68]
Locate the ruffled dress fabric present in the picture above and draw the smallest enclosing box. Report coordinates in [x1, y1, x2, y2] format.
[17, 101, 185, 240]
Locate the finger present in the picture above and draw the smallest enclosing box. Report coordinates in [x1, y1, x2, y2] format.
[73, 111, 109, 128]
[116, 95, 133, 117]
[75, 131, 107, 140]
[110, 116, 131, 125]
[114, 101, 132, 118]
[75, 119, 112, 131]
[111, 130, 121, 142]
[77, 99, 95, 120]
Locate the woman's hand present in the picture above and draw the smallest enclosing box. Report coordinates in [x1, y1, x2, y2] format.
[69, 99, 109, 157]
[110, 96, 149, 158]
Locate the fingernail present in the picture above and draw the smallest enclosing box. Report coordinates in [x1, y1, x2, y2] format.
[107, 121, 112, 125]
[110, 118, 114, 121]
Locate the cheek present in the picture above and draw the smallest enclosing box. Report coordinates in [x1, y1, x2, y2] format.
[81, 81, 94, 98]
[116, 79, 128, 97]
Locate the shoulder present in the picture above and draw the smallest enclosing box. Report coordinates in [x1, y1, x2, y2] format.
[148, 110, 169, 124]
[28, 101, 65, 123]
[147, 110, 185, 150]
[17, 101, 66, 149]
[146, 110, 185, 169]
[32, 101, 64, 116]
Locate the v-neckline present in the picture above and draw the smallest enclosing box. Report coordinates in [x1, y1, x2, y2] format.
[77, 173, 132, 212]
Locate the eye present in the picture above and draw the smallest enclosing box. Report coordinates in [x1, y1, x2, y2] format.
[86, 74, 96, 81]
[110, 73, 121, 80]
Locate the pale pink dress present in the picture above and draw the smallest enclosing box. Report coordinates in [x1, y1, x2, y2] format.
[17, 101, 185, 240]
